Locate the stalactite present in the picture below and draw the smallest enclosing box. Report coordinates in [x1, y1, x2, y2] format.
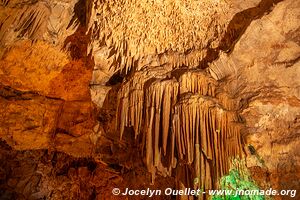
[116, 67, 169, 139]
[116, 66, 244, 191]
[144, 78, 179, 177]
[179, 71, 217, 96]
[88, 0, 230, 74]
[172, 94, 243, 191]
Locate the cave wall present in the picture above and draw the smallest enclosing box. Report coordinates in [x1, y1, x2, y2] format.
[0, 0, 299, 199]
[209, 0, 300, 194]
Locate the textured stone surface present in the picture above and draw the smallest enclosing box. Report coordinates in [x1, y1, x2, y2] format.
[0, 0, 78, 50]
[243, 101, 300, 194]
[207, 0, 300, 196]
[0, 1, 97, 156]
[0, 141, 176, 200]
[0, 0, 299, 199]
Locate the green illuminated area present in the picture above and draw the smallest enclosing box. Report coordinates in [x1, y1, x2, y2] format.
[212, 160, 265, 200]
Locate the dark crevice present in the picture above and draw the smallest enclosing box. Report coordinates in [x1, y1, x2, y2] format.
[1, 0, 10, 6]
[89, 187, 97, 200]
[55, 128, 78, 138]
[64, 0, 95, 69]
[0, 85, 37, 100]
[0, 84, 64, 101]
[219, 0, 284, 53]
[55, 158, 98, 176]
[106, 71, 124, 86]
[199, 0, 284, 68]
[108, 163, 123, 172]
[67, 0, 86, 29]
[274, 55, 300, 68]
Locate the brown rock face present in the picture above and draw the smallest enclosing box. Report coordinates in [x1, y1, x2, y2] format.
[0, 38, 96, 156]
[208, 0, 300, 196]
[0, 0, 299, 199]
[0, 141, 174, 200]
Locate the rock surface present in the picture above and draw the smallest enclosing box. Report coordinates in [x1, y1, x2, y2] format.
[0, 0, 299, 199]
[208, 0, 300, 195]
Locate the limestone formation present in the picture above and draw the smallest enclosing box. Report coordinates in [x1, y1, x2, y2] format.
[116, 66, 171, 139]
[179, 70, 217, 96]
[0, 0, 299, 199]
[0, 0, 78, 52]
[87, 0, 231, 73]
[115, 68, 243, 190]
